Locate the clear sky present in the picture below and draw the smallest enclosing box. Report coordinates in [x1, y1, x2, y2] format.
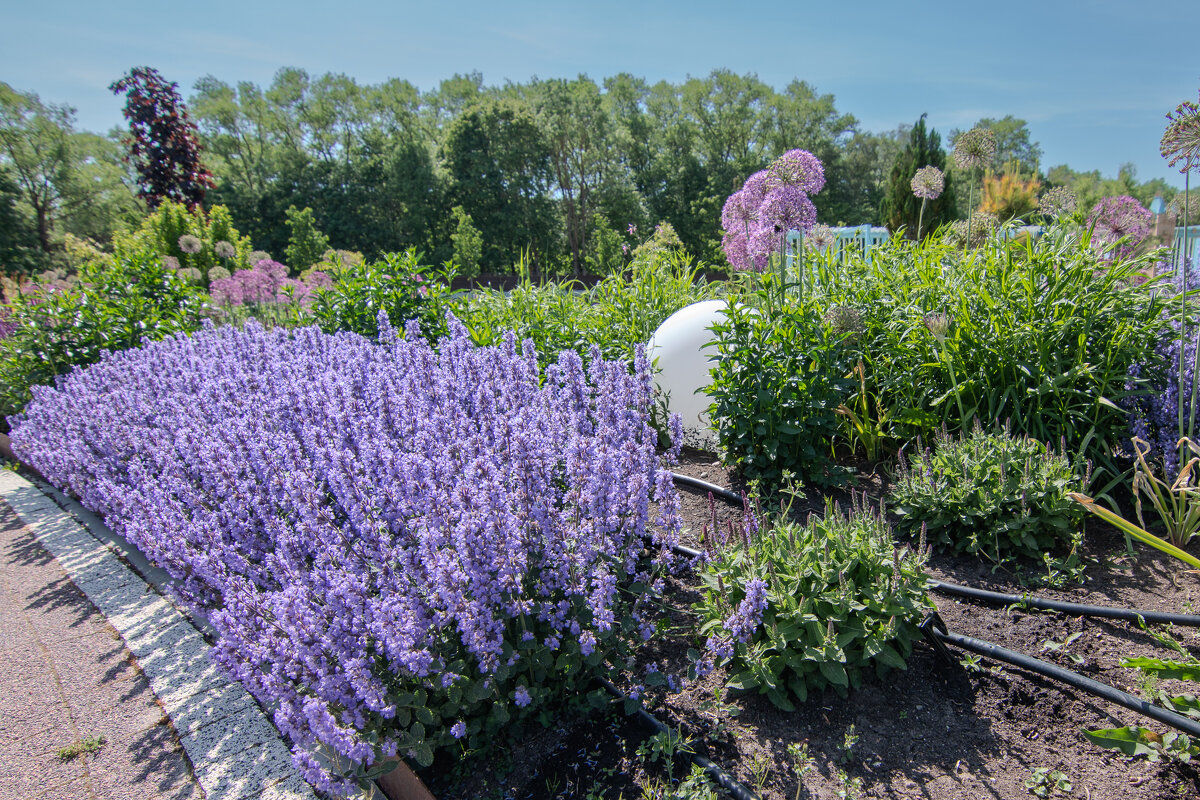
[3, 0, 1196, 188]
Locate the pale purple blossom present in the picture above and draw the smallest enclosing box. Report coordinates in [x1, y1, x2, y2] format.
[911, 166, 945, 200]
[178, 234, 202, 254]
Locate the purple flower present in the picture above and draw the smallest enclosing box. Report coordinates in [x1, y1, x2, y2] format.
[723, 577, 768, 643]
[513, 686, 531, 708]
[1088, 196, 1152, 261]
[910, 166, 945, 201]
[450, 721, 466, 739]
[766, 149, 825, 195]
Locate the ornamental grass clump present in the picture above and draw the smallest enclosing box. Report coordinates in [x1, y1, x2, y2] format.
[889, 425, 1086, 564]
[9, 315, 682, 796]
[694, 493, 929, 711]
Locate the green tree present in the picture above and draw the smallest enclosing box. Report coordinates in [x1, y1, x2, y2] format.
[285, 205, 330, 271]
[442, 98, 559, 273]
[450, 205, 482, 279]
[882, 114, 956, 236]
[0, 168, 41, 275]
[0, 83, 76, 254]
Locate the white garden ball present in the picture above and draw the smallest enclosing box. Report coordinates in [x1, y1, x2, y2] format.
[647, 299, 729, 451]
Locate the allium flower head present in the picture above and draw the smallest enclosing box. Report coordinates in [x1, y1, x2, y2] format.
[808, 223, 836, 251]
[214, 240, 236, 259]
[953, 127, 997, 171]
[1088, 196, 1152, 260]
[824, 305, 864, 338]
[741, 170, 770, 206]
[162, 255, 180, 270]
[766, 149, 825, 195]
[178, 234, 202, 254]
[721, 188, 760, 231]
[179, 267, 202, 283]
[207, 266, 231, 282]
[911, 166, 945, 200]
[1161, 91, 1200, 173]
[1039, 186, 1078, 219]
[948, 212, 999, 248]
[248, 250, 271, 264]
[757, 185, 817, 233]
[924, 312, 951, 343]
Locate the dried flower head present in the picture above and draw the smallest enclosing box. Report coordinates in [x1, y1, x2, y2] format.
[948, 211, 999, 248]
[823, 305, 864, 338]
[1161, 91, 1200, 173]
[162, 255, 180, 270]
[214, 240, 236, 259]
[765, 149, 826, 195]
[1038, 186, 1078, 219]
[953, 127, 997, 171]
[911, 166, 945, 200]
[248, 250, 271, 264]
[808, 223, 836, 251]
[207, 266, 231, 282]
[1168, 190, 1200, 220]
[924, 312, 951, 343]
[178, 266, 202, 283]
[177, 234, 202, 254]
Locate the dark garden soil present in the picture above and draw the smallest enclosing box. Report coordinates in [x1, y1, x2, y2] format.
[425, 449, 1200, 800]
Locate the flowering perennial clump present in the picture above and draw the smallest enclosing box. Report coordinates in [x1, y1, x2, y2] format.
[721, 150, 825, 271]
[10, 316, 682, 795]
[209, 259, 331, 307]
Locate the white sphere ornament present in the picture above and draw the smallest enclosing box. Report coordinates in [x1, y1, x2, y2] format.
[646, 300, 729, 451]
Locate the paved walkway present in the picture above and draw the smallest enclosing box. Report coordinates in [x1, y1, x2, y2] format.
[0, 469, 321, 800]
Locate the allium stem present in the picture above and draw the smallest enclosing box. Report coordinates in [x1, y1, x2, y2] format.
[917, 198, 927, 241]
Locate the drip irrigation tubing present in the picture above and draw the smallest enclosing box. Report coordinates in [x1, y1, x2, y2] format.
[670, 472, 743, 505]
[669, 472, 1200, 629]
[928, 580, 1200, 627]
[598, 678, 760, 800]
[920, 613, 1200, 739]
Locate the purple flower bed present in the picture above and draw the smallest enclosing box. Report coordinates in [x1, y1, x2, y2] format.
[9, 314, 682, 794]
[209, 258, 333, 307]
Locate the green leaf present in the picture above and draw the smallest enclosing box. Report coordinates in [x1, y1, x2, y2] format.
[1083, 726, 1162, 760]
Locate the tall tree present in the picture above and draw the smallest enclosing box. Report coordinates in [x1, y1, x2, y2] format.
[110, 66, 214, 209]
[882, 114, 956, 236]
[0, 83, 75, 253]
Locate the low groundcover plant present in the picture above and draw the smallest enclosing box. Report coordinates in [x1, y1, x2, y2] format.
[9, 313, 683, 796]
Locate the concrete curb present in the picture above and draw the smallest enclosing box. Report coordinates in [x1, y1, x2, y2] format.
[0, 468, 319, 800]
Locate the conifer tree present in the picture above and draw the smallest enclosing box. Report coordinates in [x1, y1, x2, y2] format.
[883, 114, 956, 237]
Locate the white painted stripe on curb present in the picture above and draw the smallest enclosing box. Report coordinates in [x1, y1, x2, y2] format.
[0, 468, 320, 800]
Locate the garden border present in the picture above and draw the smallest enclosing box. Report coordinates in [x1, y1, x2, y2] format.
[0, 467, 320, 800]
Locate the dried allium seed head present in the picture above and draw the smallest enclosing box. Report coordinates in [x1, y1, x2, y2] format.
[953, 127, 997, 171]
[911, 166, 945, 200]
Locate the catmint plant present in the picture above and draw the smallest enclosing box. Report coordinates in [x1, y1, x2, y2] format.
[10, 314, 682, 795]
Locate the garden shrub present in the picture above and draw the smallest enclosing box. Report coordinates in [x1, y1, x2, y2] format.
[10, 315, 682, 795]
[309, 248, 455, 342]
[707, 291, 854, 487]
[694, 494, 929, 710]
[114, 201, 254, 284]
[0, 251, 204, 421]
[806, 222, 1171, 485]
[889, 425, 1085, 563]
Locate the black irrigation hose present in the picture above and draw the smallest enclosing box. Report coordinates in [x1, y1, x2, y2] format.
[921, 614, 1200, 739]
[670, 471, 743, 506]
[928, 579, 1200, 628]
[598, 678, 760, 800]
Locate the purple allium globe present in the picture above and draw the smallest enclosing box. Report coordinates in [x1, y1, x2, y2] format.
[911, 166, 945, 200]
[178, 234, 202, 254]
[758, 185, 817, 234]
[214, 240, 236, 259]
[953, 128, 997, 171]
[1162, 91, 1200, 173]
[1088, 196, 1152, 261]
[720, 188, 760, 231]
[766, 149, 825, 194]
[1039, 187, 1078, 219]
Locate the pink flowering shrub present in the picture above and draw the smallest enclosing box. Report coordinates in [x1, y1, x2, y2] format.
[10, 315, 682, 794]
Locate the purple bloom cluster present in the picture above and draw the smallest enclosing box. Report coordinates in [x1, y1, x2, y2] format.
[10, 315, 681, 794]
[723, 577, 768, 642]
[721, 150, 825, 272]
[209, 259, 332, 307]
[1088, 196, 1152, 261]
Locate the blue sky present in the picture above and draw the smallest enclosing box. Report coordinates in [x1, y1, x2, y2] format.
[3, 0, 1196, 188]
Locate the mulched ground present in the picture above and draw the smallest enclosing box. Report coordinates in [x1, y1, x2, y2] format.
[425, 449, 1200, 800]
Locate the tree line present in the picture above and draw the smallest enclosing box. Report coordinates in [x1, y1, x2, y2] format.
[0, 68, 1182, 278]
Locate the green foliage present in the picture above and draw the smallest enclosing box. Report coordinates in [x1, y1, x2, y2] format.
[806, 223, 1172, 485]
[309, 249, 455, 341]
[694, 496, 929, 710]
[0, 251, 205, 420]
[889, 426, 1085, 563]
[1024, 767, 1071, 798]
[708, 288, 854, 487]
[882, 114, 956, 236]
[450, 205, 483, 279]
[284, 205, 330, 271]
[455, 249, 721, 369]
[57, 734, 106, 762]
[116, 201, 253, 283]
[1131, 437, 1200, 549]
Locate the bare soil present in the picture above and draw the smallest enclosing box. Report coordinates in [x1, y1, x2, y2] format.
[425, 449, 1200, 800]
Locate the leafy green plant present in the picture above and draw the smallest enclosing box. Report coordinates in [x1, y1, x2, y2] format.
[57, 734, 106, 762]
[637, 727, 694, 787]
[1131, 437, 1200, 548]
[1025, 767, 1071, 797]
[114, 201, 254, 284]
[0, 251, 204, 420]
[707, 293, 854, 488]
[889, 425, 1085, 564]
[1068, 492, 1200, 570]
[309, 249, 455, 341]
[694, 495, 930, 710]
[787, 741, 815, 800]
